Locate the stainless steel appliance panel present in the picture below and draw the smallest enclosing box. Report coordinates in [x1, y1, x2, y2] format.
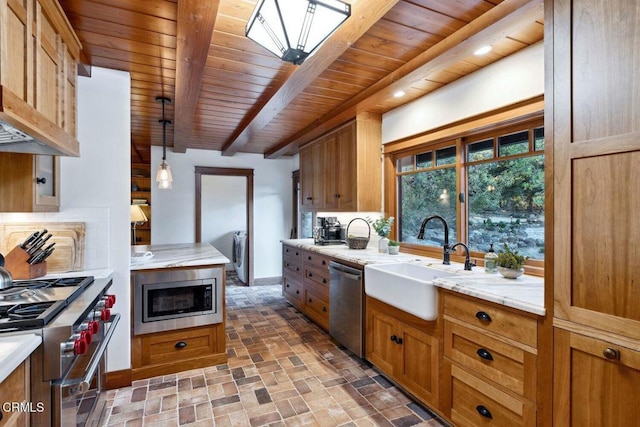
[133, 267, 223, 335]
[329, 261, 364, 358]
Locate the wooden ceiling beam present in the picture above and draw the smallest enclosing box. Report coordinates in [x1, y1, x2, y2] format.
[221, 0, 402, 157]
[264, 0, 543, 159]
[172, 0, 219, 153]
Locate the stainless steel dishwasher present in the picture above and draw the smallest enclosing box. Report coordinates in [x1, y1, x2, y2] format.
[329, 261, 364, 358]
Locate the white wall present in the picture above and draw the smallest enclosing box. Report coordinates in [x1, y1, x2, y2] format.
[201, 175, 247, 269]
[152, 149, 295, 279]
[382, 42, 544, 143]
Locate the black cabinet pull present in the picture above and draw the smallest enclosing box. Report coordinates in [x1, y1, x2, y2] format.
[36, 177, 47, 184]
[396, 337, 403, 345]
[308, 255, 312, 260]
[322, 260, 326, 265]
[306, 197, 312, 200]
[286, 284, 290, 288]
[296, 267, 299, 271]
[308, 272, 313, 277]
[175, 341, 187, 349]
[391, 335, 397, 342]
[475, 311, 492, 323]
[477, 348, 493, 361]
[308, 298, 313, 303]
[603, 347, 620, 360]
[322, 307, 327, 312]
[476, 405, 493, 419]
[296, 290, 299, 294]
[322, 278, 327, 284]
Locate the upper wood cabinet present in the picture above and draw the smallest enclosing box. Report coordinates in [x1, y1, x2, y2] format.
[300, 113, 382, 212]
[0, 152, 60, 212]
[548, 0, 640, 424]
[0, 0, 81, 155]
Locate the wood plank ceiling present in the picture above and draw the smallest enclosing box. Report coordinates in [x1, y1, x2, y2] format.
[58, 0, 543, 162]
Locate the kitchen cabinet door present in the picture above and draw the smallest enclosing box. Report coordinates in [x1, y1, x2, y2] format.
[0, 152, 59, 212]
[554, 329, 640, 426]
[396, 321, 439, 407]
[300, 143, 323, 210]
[366, 302, 398, 376]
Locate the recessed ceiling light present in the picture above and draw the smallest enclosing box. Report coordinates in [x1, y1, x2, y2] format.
[393, 90, 406, 98]
[474, 45, 493, 56]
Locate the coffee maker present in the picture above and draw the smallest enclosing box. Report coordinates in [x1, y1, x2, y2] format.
[314, 216, 345, 245]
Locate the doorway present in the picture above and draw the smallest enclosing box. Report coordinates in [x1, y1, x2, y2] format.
[195, 167, 254, 285]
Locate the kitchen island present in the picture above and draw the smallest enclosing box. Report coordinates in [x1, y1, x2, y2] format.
[129, 242, 230, 381]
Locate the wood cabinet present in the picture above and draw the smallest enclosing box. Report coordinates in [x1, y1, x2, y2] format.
[131, 323, 226, 381]
[0, 152, 59, 212]
[299, 113, 382, 212]
[0, 359, 30, 427]
[281, 244, 330, 331]
[366, 296, 440, 408]
[131, 163, 152, 245]
[548, 0, 640, 423]
[0, 0, 81, 155]
[442, 292, 540, 426]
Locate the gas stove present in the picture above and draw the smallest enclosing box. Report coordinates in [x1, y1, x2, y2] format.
[0, 276, 94, 333]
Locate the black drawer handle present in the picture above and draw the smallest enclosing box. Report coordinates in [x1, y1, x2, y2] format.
[175, 341, 187, 349]
[296, 290, 300, 294]
[306, 197, 312, 200]
[322, 260, 326, 265]
[286, 284, 290, 288]
[36, 177, 47, 184]
[475, 311, 492, 323]
[477, 348, 493, 361]
[396, 337, 403, 345]
[308, 298, 313, 303]
[295, 251, 299, 256]
[296, 267, 300, 271]
[308, 272, 313, 277]
[322, 307, 327, 312]
[308, 255, 312, 260]
[322, 278, 327, 284]
[476, 405, 492, 419]
[391, 335, 397, 342]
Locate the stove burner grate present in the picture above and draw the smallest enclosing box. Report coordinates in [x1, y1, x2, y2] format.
[8, 302, 56, 320]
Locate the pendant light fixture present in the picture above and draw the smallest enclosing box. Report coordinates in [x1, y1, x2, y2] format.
[155, 96, 173, 190]
[246, 0, 351, 65]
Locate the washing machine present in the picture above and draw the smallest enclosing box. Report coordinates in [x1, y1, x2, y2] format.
[232, 231, 248, 284]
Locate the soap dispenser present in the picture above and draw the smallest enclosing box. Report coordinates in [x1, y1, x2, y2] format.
[484, 243, 498, 273]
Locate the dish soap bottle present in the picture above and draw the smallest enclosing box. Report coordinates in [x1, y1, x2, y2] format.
[484, 243, 498, 273]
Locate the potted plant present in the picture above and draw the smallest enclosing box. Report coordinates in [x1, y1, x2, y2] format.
[496, 243, 528, 279]
[368, 216, 394, 253]
[388, 239, 400, 255]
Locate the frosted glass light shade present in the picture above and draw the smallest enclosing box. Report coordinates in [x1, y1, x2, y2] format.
[246, 0, 350, 65]
[156, 159, 173, 190]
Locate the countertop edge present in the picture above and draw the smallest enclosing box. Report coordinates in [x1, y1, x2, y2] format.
[0, 334, 41, 383]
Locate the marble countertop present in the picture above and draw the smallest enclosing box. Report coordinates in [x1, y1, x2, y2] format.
[281, 239, 545, 316]
[0, 334, 41, 383]
[130, 242, 230, 271]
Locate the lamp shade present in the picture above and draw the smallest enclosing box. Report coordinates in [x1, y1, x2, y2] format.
[246, 0, 351, 65]
[130, 204, 148, 223]
[156, 159, 173, 189]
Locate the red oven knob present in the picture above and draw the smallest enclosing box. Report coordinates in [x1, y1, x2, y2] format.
[101, 297, 113, 309]
[100, 309, 111, 321]
[88, 320, 99, 334]
[74, 337, 88, 355]
[106, 294, 116, 306]
[81, 330, 92, 345]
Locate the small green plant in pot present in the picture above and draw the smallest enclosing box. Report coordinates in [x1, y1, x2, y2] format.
[496, 243, 528, 279]
[368, 216, 394, 253]
[388, 239, 400, 255]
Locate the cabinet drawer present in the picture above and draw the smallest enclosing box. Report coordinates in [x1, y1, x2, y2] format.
[140, 325, 219, 367]
[283, 257, 302, 278]
[304, 265, 330, 289]
[304, 287, 329, 330]
[283, 245, 303, 261]
[444, 293, 537, 348]
[283, 276, 304, 307]
[445, 321, 536, 401]
[303, 250, 330, 270]
[451, 365, 536, 427]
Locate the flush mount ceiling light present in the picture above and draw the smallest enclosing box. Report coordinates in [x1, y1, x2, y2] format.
[474, 45, 493, 56]
[246, 0, 351, 65]
[155, 96, 173, 190]
[393, 90, 406, 98]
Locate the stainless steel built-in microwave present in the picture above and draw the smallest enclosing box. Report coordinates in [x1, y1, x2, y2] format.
[133, 267, 223, 335]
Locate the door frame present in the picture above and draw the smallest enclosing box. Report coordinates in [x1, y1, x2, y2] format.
[195, 167, 254, 285]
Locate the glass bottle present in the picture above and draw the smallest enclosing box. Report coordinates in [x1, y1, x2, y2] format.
[484, 243, 498, 273]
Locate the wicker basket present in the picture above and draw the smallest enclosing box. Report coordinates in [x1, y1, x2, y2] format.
[345, 218, 371, 249]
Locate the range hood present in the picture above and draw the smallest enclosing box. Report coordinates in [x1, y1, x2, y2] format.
[0, 86, 79, 157]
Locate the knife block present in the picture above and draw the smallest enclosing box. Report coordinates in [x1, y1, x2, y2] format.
[4, 245, 47, 279]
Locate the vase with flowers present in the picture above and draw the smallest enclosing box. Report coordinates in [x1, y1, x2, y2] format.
[368, 216, 394, 253]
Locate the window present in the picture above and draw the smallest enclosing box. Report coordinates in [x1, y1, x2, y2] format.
[392, 120, 545, 263]
[397, 146, 457, 247]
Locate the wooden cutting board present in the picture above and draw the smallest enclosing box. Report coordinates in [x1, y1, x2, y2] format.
[0, 223, 85, 273]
